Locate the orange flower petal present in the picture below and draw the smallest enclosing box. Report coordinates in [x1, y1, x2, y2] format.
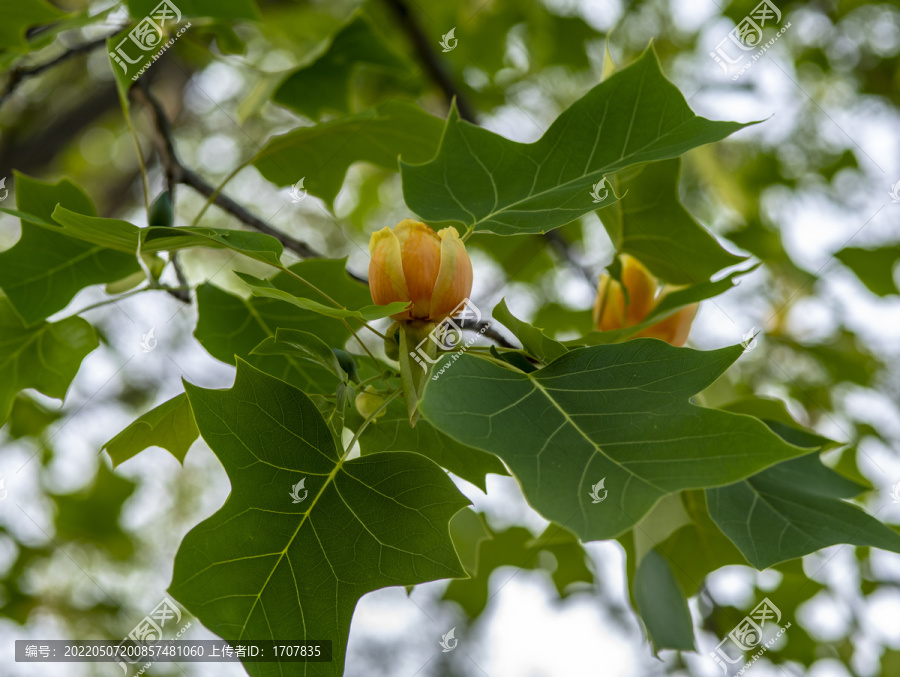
[368, 226, 411, 320]
[636, 303, 698, 346]
[429, 227, 473, 321]
[395, 219, 442, 319]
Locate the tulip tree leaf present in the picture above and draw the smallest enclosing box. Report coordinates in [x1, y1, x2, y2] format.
[494, 298, 567, 363]
[250, 328, 345, 381]
[195, 260, 375, 393]
[707, 452, 900, 569]
[633, 548, 695, 652]
[350, 397, 508, 492]
[103, 394, 199, 468]
[0, 295, 98, 425]
[834, 245, 900, 297]
[0, 174, 140, 325]
[444, 519, 592, 619]
[0, 0, 65, 49]
[235, 272, 409, 321]
[420, 341, 809, 542]
[171, 361, 469, 677]
[40, 206, 286, 268]
[599, 159, 745, 284]
[273, 14, 413, 120]
[401, 46, 755, 236]
[253, 101, 444, 206]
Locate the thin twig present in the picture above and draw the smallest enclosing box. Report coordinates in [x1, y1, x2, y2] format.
[0, 28, 124, 109]
[129, 82, 371, 281]
[459, 318, 516, 349]
[543, 229, 595, 286]
[380, 0, 477, 122]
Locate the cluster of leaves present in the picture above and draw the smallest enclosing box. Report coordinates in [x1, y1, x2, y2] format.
[2, 1, 900, 676]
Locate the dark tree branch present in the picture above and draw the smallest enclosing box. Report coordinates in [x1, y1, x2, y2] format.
[459, 318, 516, 349]
[0, 29, 124, 109]
[130, 82, 367, 281]
[380, 0, 477, 123]
[543, 229, 595, 286]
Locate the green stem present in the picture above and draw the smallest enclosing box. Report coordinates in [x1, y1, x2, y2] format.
[118, 87, 150, 213]
[191, 155, 256, 226]
[68, 285, 191, 317]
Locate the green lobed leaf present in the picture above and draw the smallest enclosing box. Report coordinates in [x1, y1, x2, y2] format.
[834, 245, 900, 297]
[273, 13, 413, 120]
[250, 328, 344, 382]
[401, 46, 755, 236]
[420, 341, 809, 541]
[443, 519, 592, 619]
[53, 464, 136, 560]
[707, 452, 900, 569]
[599, 159, 746, 284]
[49, 205, 287, 267]
[172, 360, 469, 676]
[195, 259, 376, 393]
[6, 394, 62, 440]
[0, 295, 98, 425]
[493, 298, 567, 363]
[633, 549, 695, 652]
[253, 101, 445, 206]
[103, 394, 199, 468]
[0, 0, 65, 49]
[0, 174, 140, 325]
[235, 272, 408, 321]
[347, 396, 508, 492]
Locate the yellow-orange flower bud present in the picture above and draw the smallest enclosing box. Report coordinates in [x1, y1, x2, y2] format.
[593, 254, 658, 331]
[368, 219, 473, 322]
[593, 255, 698, 347]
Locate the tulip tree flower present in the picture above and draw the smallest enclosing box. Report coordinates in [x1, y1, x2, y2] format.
[368, 219, 473, 322]
[593, 254, 698, 347]
[368, 219, 474, 425]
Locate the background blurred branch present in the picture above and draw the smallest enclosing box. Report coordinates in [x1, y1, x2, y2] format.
[380, 0, 477, 122]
